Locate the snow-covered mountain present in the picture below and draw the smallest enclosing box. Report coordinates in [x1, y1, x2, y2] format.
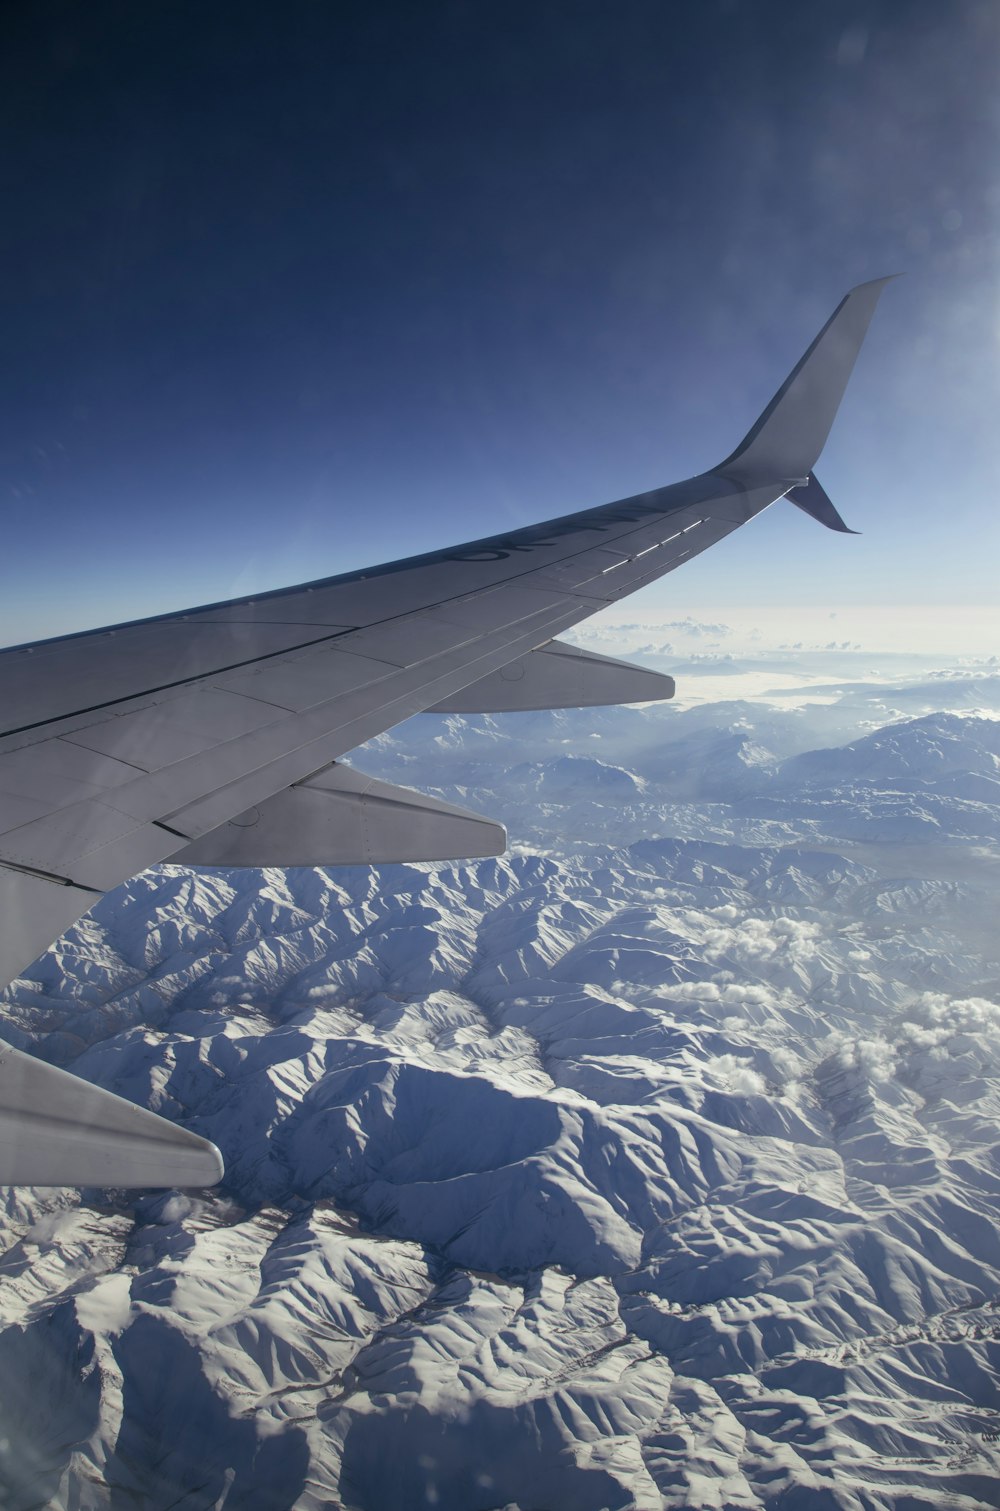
[1, 668, 999, 1510]
[782, 712, 1000, 793]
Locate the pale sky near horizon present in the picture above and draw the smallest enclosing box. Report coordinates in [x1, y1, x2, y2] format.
[1, 1, 997, 650]
[572, 603, 1000, 659]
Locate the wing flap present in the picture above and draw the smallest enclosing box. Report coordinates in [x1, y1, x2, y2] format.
[427, 640, 675, 712]
[171, 763, 506, 867]
[0, 1041, 224, 1188]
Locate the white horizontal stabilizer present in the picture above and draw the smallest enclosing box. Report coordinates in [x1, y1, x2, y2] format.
[427, 639, 675, 713]
[0, 1042, 224, 1188]
[172, 764, 506, 867]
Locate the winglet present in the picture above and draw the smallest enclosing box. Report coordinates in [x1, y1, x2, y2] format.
[786, 472, 860, 534]
[718, 277, 895, 485]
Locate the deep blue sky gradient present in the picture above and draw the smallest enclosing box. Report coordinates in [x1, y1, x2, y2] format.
[2, 1, 997, 643]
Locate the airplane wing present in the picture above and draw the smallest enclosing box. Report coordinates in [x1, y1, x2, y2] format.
[0, 278, 891, 1186]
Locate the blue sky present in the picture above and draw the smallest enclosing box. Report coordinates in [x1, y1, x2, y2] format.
[1, 1, 997, 648]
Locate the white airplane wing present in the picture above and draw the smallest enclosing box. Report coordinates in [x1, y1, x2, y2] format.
[0, 279, 890, 1186]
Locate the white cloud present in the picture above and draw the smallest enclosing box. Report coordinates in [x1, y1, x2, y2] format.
[706, 1053, 767, 1096]
[830, 1033, 898, 1082]
[771, 1046, 805, 1081]
[898, 991, 1000, 1051]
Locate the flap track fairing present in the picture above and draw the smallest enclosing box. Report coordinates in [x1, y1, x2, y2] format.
[427, 639, 675, 714]
[172, 764, 506, 868]
[0, 1042, 224, 1187]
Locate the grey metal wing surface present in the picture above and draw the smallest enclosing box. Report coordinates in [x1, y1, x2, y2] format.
[0, 278, 890, 1186]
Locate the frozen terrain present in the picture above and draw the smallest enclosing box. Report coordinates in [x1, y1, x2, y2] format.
[1, 653, 999, 1510]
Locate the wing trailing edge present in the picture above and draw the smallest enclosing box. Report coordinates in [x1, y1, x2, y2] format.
[427, 639, 675, 713]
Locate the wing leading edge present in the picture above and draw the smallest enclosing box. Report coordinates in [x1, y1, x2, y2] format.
[0, 279, 891, 1186]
